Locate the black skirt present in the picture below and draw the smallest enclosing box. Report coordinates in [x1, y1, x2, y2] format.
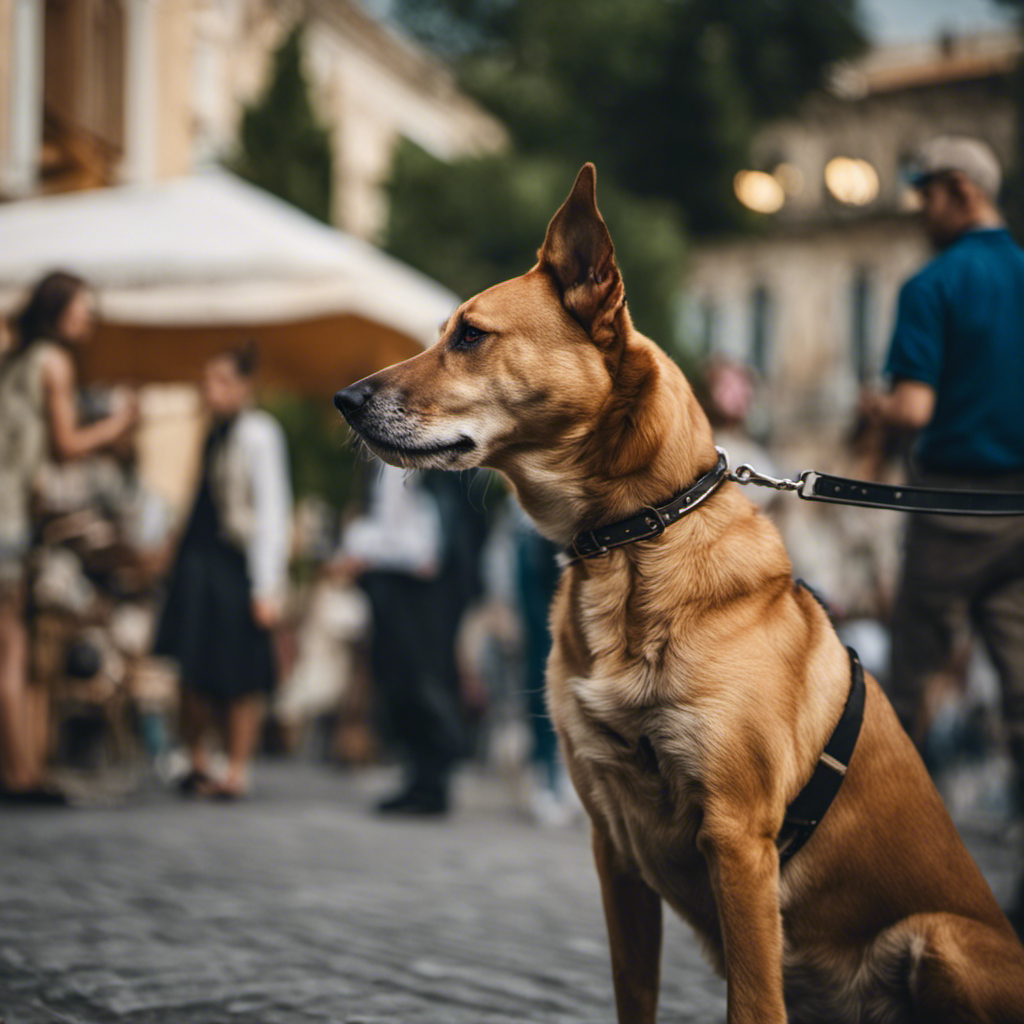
[153, 538, 275, 700]
[153, 423, 275, 699]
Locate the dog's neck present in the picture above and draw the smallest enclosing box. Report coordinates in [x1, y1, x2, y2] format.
[497, 344, 719, 546]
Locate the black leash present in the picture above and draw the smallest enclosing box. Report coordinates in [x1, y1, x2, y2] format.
[733, 462, 1024, 516]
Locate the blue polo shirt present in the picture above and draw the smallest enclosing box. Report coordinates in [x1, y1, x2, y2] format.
[885, 227, 1024, 473]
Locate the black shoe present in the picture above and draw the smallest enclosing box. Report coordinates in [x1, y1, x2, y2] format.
[177, 769, 213, 797]
[375, 786, 418, 813]
[0, 783, 69, 806]
[374, 784, 449, 817]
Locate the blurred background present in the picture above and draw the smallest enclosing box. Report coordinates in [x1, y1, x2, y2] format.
[2, 1, 1024, 1020]
[0, 0, 1022, 808]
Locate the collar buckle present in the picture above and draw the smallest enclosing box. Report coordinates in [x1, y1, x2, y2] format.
[572, 530, 609, 560]
[564, 449, 728, 563]
[638, 507, 667, 538]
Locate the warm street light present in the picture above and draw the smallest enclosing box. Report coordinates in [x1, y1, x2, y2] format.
[734, 169, 785, 213]
[824, 156, 879, 205]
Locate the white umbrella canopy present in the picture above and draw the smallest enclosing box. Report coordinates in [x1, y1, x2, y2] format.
[0, 169, 458, 396]
[0, 167, 458, 344]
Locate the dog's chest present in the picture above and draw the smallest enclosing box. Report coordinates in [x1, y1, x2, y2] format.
[550, 571, 719, 894]
[554, 667, 709, 877]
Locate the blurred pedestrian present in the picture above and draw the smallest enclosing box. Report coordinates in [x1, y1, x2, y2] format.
[515, 516, 568, 824]
[700, 358, 779, 511]
[423, 469, 491, 728]
[153, 345, 292, 799]
[861, 136, 1024, 783]
[335, 464, 466, 815]
[0, 271, 137, 802]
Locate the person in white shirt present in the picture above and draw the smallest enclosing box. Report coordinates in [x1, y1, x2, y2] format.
[335, 463, 465, 814]
[154, 345, 292, 799]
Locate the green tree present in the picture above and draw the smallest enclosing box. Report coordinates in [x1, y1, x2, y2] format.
[385, 144, 686, 350]
[390, 0, 865, 232]
[383, 0, 865, 355]
[233, 25, 334, 224]
[994, 0, 1024, 239]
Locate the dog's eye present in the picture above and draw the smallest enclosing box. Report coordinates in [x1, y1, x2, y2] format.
[453, 324, 488, 350]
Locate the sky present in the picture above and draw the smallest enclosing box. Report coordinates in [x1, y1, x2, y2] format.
[861, 0, 1017, 44]
[366, 0, 1018, 50]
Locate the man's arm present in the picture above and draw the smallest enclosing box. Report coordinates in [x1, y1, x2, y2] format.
[861, 379, 936, 431]
[861, 267, 944, 433]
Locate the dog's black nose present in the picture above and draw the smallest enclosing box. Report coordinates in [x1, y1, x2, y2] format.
[334, 382, 373, 416]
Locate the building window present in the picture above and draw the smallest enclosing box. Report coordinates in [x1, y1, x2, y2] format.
[42, 0, 125, 189]
[750, 284, 772, 376]
[850, 266, 873, 382]
[673, 293, 718, 359]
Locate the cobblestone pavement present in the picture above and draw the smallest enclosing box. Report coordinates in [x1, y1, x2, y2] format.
[0, 761, 1021, 1024]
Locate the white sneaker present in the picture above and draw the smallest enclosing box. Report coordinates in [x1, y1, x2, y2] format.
[527, 783, 572, 828]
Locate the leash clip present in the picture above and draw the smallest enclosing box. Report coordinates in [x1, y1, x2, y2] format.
[729, 463, 805, 493]
[795, 470, 818, 499]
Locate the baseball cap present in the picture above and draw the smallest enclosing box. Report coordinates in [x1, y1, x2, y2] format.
[907, 136, 1002, 198]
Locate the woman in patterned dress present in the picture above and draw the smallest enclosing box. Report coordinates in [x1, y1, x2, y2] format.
[0, 272, 137, 802]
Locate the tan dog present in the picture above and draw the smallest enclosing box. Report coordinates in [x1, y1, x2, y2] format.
[336, 165, 1024, 1023]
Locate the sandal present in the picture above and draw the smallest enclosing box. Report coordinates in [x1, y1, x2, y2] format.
[209, 782, 249, 802]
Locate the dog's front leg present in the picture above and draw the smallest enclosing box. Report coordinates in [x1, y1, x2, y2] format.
[592, 826, 663, 1024]
[698, 818, 787, 1024]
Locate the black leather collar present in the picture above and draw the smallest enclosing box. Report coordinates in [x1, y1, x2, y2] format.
[777, 646, 865, 865]
[565, 449, 729, 563]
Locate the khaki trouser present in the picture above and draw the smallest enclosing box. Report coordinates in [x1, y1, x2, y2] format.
[889, 467, 1024, 774]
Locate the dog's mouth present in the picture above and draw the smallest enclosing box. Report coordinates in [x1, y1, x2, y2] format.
[354, 424, 476, 461]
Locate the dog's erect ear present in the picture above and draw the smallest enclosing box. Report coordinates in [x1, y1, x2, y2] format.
[539, 164, 626, 346]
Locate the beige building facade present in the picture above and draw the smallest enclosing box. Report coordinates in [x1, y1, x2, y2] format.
[0, 0, 505, 238]
[684, 33, 1021, 613]
[685, 32, 1021, 464]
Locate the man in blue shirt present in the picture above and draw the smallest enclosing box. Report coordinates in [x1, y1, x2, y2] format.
[864, 137, 1024, 827]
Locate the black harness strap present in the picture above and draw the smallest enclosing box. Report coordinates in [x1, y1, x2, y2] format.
[566, 451, 729, 562]
[777, 647, 865, 866]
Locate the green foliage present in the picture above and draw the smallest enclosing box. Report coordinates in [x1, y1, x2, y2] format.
[383, 0, 865, 358]
[233, 26, 334, 224]
[391, 0, 866, 232]
[993, 1, 1024, 240]
[384, 142, 687, 353]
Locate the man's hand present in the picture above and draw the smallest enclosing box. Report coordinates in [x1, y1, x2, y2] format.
[252, 598, 281, 630]
[859, 381, 936, 431]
